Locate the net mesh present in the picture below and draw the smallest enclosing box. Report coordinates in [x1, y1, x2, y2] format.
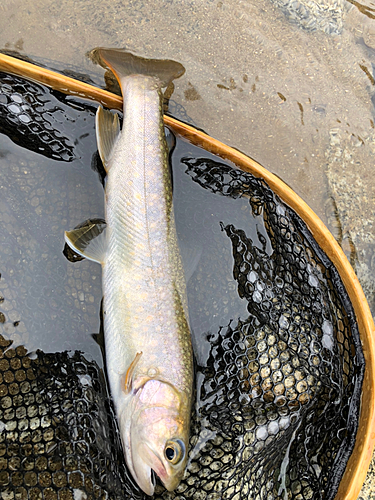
[154, 157, 364, 500]
[0, 71, 77, 162]
[0, 336, 140, 500]
[0, 71, 365, 500]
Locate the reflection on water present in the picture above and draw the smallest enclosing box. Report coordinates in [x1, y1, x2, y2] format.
[0, 71, 76, 162]
[171, 153, 363, 499]
[2, 0, 375, 485]
[1, 0, 375, 327]
[269, 0, 345, 34]
[0, 72, 104, 359]
[0, 73, 365, 498]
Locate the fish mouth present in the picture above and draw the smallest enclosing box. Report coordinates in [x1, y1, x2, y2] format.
[148, 467, 179, 494]
[144, 442, 168, 484]
[150, 469, 157, 488]
[139, 466, 156, 497]
[144, 444, 181, 493]
[130, 442, 168, 496]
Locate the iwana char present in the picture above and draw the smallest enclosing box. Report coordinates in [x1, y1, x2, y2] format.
[65, 48, 193, 496]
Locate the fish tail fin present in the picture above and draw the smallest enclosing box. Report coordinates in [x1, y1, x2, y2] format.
[89, 48, 185, 89]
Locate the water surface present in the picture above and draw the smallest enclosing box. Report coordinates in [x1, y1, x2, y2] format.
[0, 0, 375, 497]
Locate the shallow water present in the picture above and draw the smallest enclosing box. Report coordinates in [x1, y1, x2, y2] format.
[0, 0, 375, 311]
[0, 93, 364, 497]
[0, 83, 268, 363]
[0, 0, 375, 497]
[1, 0, 374, 313]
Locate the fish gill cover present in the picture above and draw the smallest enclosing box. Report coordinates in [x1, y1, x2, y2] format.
[0, 72, 365, 500]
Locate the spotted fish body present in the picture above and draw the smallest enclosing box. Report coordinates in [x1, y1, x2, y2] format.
[65, 49, 193, 496]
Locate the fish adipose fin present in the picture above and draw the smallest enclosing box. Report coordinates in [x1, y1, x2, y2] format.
[64, 218, 107, 264]
[123, 351, 143, 394]
[89, 47, 185, 89]
[96, 105, 120, 171]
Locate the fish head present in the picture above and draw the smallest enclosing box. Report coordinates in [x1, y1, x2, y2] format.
[120, 378, 190, 496]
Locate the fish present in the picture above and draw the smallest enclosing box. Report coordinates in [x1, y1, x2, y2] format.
[64, 48, 193, 496]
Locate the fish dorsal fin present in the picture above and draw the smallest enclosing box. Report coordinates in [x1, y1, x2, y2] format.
[64, 218, 107, 264]
[96, 105, 120, 171]
[123, 352, 143, 394]
[89, 48, 185, 89]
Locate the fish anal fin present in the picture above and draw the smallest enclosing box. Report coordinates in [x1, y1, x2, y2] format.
[64, 218, 107, 264]
[96, 105, 120, 171]
[123, 351, 143, 394]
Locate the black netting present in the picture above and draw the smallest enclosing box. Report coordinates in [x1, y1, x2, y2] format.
[0, 71, 365, 500]
[0, 72, 75, 161]
[157, 157, 363, 500]
[0, 335, 142, 500]
[0, 69, 195, 165]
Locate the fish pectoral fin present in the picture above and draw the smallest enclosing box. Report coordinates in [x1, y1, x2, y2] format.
[64, 218, 107, 264]
[96, 105, 120, 171]
[123, 351, 143, 394]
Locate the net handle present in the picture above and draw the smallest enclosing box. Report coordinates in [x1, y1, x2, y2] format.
[0, 51, 373, 500]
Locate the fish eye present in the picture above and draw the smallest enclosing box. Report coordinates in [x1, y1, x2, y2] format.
[164, 439, 185, 465]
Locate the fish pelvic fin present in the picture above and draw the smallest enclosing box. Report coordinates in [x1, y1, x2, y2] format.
[89, 48, 185, 89]
[123, 352, 143, 394]
[96, 105, 120, 171]
[64, 218, 107, 264]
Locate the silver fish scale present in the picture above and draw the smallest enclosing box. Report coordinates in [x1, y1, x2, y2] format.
[103, 78, 192, 400]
